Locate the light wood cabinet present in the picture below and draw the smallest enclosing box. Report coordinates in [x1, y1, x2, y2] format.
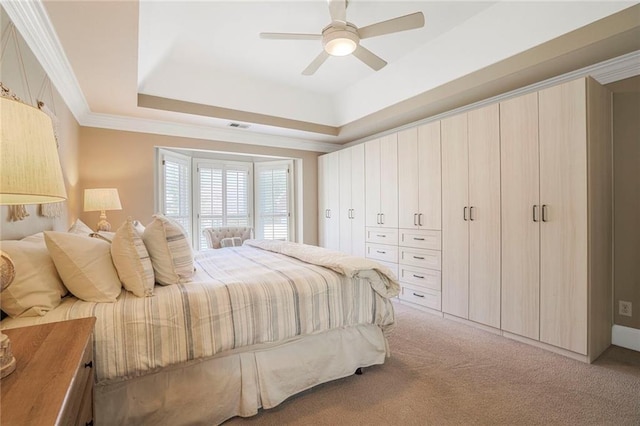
[1, 317, 96, 426]
[338, 145, 365, 257]
[441, 104, 501, 328]
[500, 77, 612, 361]
[398, 122, 441, 230]
[365, 135, 398, 229]
[318, 151, 340, 251]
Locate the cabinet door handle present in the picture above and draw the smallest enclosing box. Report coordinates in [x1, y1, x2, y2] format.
[377, 250, 386, 254]
[418, 213, 423, 226]
[463, 206, 468, 221]
[328, 209, 332, 219]
[412, 274, 425, 279]
[412, 292, 425, 298]
[376, 213, 380, 224]
[413, 256, 425, 260]
[542, 204, 548, 222]
[413, 237, 425, 241]
[469, 206, 475, 221]
[84, 361, 93, 369]
[414, 213, 418, 226]
[380, 213, 385, 224]
[533, 205, 539, 222]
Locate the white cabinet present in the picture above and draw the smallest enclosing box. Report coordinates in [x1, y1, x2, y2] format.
[441, 104, 501, 328]
[318, 152, 339, 251]
[500, 77, 612, 361]
[398, 122, 441, 230]
[365, 135, 398, 229]
[338, 145, 365, 257]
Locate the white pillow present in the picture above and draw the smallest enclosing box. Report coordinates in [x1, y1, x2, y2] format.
[68, 218, 94, 235]
[44, 231, 122, 303]
[132, 220, 146, 236]
[142, 214, 195, 285]
[111, 218, 154, 297]
[0, 238, 67, 317]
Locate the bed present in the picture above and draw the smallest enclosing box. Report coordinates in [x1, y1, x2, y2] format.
[0, 236, 398, 425]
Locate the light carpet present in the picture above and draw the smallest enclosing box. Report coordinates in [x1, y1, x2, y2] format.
[225, 301, 640, 425]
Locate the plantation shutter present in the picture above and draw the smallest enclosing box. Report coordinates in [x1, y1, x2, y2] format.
[255, 161, 293, 241]
[160, 150, 191, 237]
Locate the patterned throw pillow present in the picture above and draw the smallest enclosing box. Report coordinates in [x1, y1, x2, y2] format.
[142, 214, 195, 285]
[111, 218, 154, 297]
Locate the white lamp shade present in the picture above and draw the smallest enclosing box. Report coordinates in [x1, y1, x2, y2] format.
[84, 188, 122, 212]
[0, 97, 67, 205]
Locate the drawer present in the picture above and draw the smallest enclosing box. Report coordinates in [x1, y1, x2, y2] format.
[400, 229, 441, 250]
[59, 334, 93, 426]
[375, 260, 399, 280]
[399, 285, 441, 311]
[399, 247, 441, 270]
[399, 266, 441, 291]
[366, 243, 398, 263]
[366, 227, 399, 245]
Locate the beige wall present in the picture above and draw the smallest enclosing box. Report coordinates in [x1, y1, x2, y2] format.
[77, 127, 319, 245]
[0, 7, 80, 240]
[612, 92, 640, 329]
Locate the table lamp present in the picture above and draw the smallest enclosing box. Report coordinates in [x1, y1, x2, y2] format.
[83, 188, 122, 231]
[0, 91, 68, 378]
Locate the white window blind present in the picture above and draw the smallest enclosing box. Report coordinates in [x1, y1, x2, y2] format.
[195, 160, 252, 249]
[255, 160, 293, 241]
[159, 150, 191, 237]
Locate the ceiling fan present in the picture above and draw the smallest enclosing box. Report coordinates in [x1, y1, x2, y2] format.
[259, 0, 425, 75]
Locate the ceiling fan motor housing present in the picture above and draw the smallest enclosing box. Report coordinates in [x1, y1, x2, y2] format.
[322, 23, 359, 56]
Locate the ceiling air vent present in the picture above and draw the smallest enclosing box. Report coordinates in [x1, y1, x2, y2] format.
[228, 122, 250, 129]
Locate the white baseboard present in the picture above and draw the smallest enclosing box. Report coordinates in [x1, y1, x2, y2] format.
[612, 325, 640, 352]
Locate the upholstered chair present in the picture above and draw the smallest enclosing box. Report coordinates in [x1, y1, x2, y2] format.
[202, 227, 254, 249]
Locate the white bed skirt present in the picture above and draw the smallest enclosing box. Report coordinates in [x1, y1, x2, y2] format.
[95, 323, 387, 425]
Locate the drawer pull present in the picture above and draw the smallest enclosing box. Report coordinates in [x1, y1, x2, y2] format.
[376, 234, 386, 237]
[412, 274, 424, 279]
[84, 361, 93, 369]
[413, 237, 425, 241]
[412, 292, 425, 298]
[376, 250, 386, 254]
[413, 256, 425, 260]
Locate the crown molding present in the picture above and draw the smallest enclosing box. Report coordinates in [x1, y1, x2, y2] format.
[2, 0, 340, 153]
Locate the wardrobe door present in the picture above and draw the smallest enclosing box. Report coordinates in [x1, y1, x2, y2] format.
[323, 152, 341, 251]
[500, 92, 541, 340]
[379, 134, 398, 228]
[539, 79, 588, 355]
[339, 148, 353, 254]
[365, 139, 382, 228]
[398, 128, 419, 229]
[350, 144, 366, 257]
[441, 113, 469, 319]
[467, 104, 501, 328]
[417, 122, 441, 230]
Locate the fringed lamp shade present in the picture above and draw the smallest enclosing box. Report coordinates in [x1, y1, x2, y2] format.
[0, 97, 67, 204]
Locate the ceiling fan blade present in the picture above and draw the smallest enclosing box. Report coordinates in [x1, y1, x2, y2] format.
[352, 45, 387, 71]
[302, 51, 330, 75]
[328, 0, 347, 24]
[260, 32, 322, 40]
[358, 12, 425, 39]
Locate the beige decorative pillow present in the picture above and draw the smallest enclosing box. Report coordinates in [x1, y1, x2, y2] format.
[142, 214, 195, 285]
[111, 218, 154, 297]
[0, 238, 67, 317]
[44, 232, 122, 303]
[68, 218, 94, 235]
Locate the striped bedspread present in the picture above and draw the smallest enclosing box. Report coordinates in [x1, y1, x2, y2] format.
[1, 244, 397, 384]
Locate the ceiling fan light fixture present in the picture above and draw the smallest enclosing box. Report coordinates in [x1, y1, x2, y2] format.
[322, 25, 359, 56]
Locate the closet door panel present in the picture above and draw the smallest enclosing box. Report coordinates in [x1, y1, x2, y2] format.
[441, 113, 469, 319]
[398, 128, 419, 229]
[379, 134, 398, 228]
[539, 79, 588, 355]
[365, 139, 382, 228]
[468, 104, 501, 328]
[351, 144, 366, 257]
[323, 152, 340, 251]
[500, 92, 541, 340]
[418, 122, 442, 230]
[338, 148, 353, 254]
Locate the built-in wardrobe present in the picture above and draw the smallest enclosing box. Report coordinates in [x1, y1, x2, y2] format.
[318, 76, 612, 362]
